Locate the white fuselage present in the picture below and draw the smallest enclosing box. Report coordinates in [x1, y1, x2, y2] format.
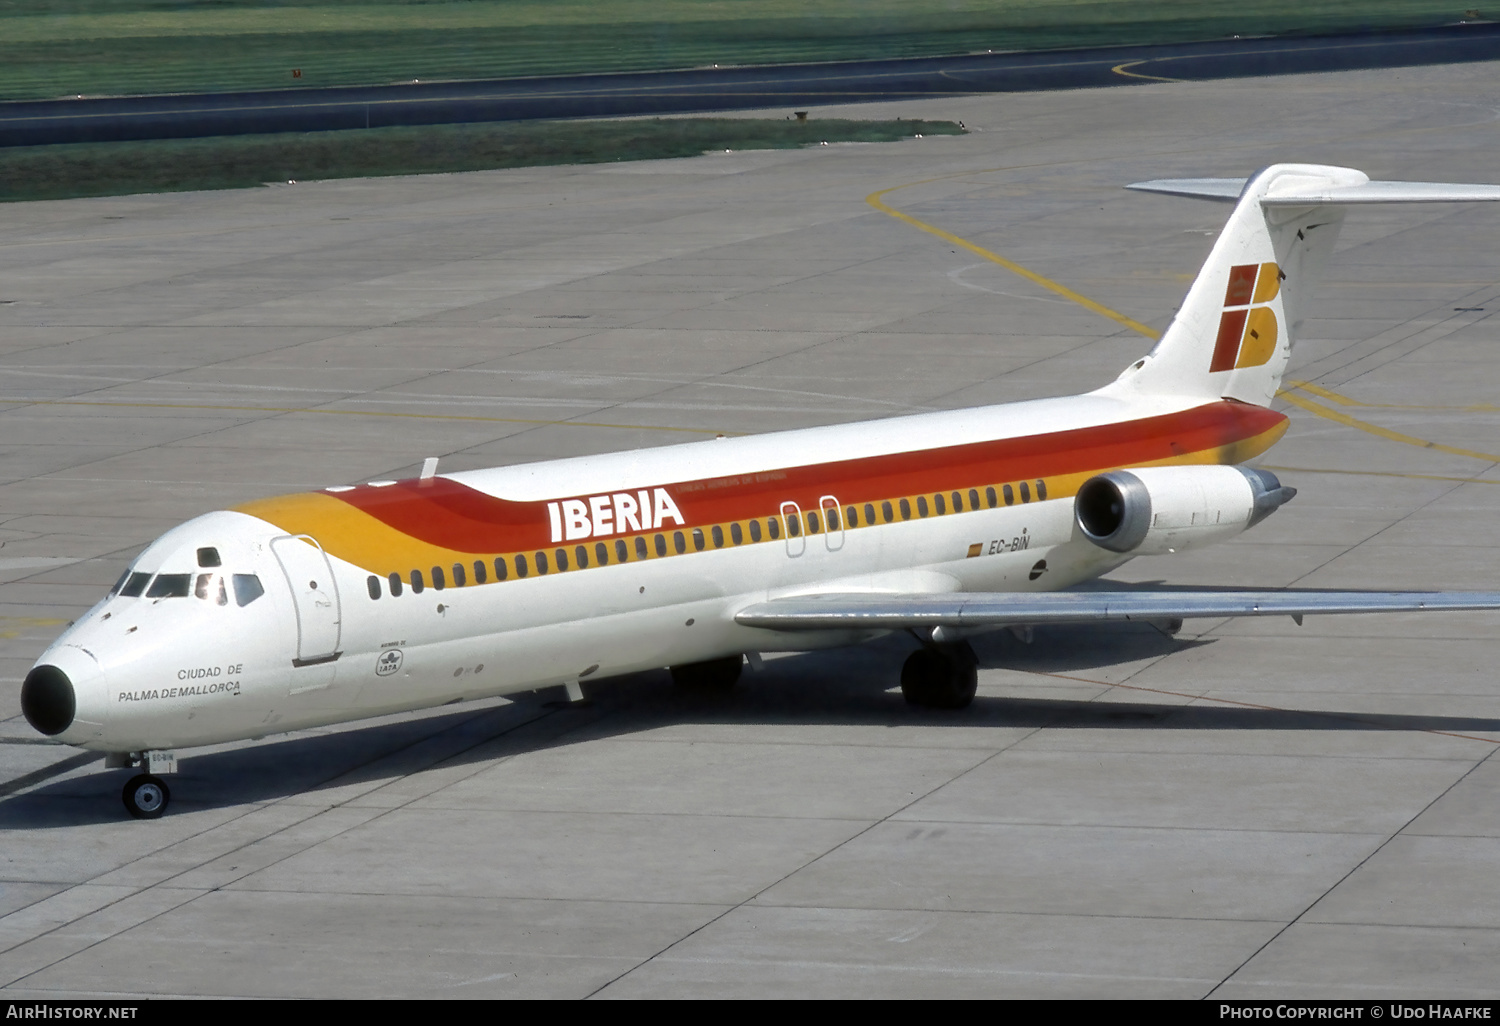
[33, 385, 1287, 754]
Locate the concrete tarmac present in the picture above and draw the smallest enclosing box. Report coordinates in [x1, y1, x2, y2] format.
[2, 61, 1500, 999]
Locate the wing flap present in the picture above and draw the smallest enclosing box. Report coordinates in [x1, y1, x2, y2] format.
[734, 591, 1500, 631]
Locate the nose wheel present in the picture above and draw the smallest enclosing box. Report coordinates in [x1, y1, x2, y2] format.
[122, 774, 170, 819]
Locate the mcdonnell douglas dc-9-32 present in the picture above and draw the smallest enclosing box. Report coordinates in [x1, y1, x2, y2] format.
[21, 163, 1500, 818]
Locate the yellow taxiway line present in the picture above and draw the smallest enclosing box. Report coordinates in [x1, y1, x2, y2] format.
[867, 175, 1500, 471]
[1110, 61, 1183, 83]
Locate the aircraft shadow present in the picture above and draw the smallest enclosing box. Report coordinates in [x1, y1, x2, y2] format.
[5, 624, 1497, 828]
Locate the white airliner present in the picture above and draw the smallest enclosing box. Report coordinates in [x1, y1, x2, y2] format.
[21, 163, 1500, 818]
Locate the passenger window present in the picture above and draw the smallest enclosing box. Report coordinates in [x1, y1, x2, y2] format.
[366, 575, 381, 600]
[805, 511, 818, 534]
[1019, 481, 1031, 503]
[899, 498, 911, 520]
[410, 569, 425, 594]
[654, 534, 667, 557]
[785, 515, 800, 538]
[917, 496, 929, 517]
[767, 517, 780, 540]
[555, 548, 568, 571]
[388, 572, 404, 597]
[597, 542, 610, 565]
[673, 531, 686, 554]
[864, 503, 875, 526]
[616, 539, 629, 563]
[711, 525, 723, 548]
[692, 528, 705, 551]
[986, 487, 998, 509]
[882, 501, 893, 523]
[120, 571, 151, 598]
[827, 508, 839, 531]
[749, 519, 761, 542]
[536, 551, 549, 574]
[951, 491, 963, 512]
[197, 547, 221, 568]
[474, 560, 487, 584]
[847, 506, 859, 528]
[494, 557, 508, 581]
[576, 545, 590, 569]
[969, 489, 980, 510]
[452, 563, 466, 587]
[933, 493, 945, 515]
[196, 573, 228, 606]
[515, 555, 528, 579]
[1036, 479, 1047, 501]
[147, 574, 191, 598]
[636, 536, 649, 560]
[432, 566, 446, 590]
[233, 573, 265, 607]
[1003, 484, 1014, 506]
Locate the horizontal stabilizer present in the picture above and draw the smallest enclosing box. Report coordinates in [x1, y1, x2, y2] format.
[735, 590, 1500, 631]
[1127, 176, 1500, 205]
[1126, 178, 1246, 201]
[1260, 180, 1500, 205]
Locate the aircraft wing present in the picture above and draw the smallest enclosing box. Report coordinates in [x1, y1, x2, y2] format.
[733, 590, 1500, 631]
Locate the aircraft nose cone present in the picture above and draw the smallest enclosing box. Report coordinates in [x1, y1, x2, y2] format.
[21, 664, 75, 736]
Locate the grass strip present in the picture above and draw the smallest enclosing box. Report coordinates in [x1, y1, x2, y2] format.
[0, 117, 964, 202]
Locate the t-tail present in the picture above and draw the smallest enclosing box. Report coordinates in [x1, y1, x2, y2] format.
[1105, 163, 1500, 406]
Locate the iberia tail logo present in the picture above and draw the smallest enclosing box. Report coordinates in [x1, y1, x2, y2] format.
[1210, 262, 1281, 372]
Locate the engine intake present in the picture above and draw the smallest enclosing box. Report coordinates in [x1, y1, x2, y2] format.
[1074, 465, 1295, 556]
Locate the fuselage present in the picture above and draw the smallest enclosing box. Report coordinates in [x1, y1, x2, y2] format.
[32, 385, 1287, 754]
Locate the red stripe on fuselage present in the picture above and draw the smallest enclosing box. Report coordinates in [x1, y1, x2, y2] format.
[327, 401, 1285, 553]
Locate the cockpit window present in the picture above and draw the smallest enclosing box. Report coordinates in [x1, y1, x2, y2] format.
[118, 572, 151, 598]
[146, 574, 192, 598]
[233, 573, 264, 607]
[195, 573, 228, 606]
[197, 547, 222, 568]
[109, 569, 130, 595]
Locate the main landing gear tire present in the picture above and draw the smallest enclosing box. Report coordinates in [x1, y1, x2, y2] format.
[901, 647, 978, 709]
[670, 655, 743, 691]
[122, 774, 170, 819]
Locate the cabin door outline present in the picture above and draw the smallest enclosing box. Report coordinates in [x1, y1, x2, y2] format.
[270, 534, 343, 665]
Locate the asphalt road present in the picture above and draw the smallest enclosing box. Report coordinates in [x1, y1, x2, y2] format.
[3, 22, 1500, 147]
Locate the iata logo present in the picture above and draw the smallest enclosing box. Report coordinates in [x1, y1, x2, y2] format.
[1210, 261, 1282, 372]
[376, 649, 403, 676]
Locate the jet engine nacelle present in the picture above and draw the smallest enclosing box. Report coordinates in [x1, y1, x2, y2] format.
[1074, 465, 1295, 556]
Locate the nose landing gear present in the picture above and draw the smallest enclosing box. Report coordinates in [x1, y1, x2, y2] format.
[122, 774, 170, 819]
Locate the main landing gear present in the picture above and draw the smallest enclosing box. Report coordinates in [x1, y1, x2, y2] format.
[670, 654, 744, 691]
[901, 642, 978, 709]
[122, 774, 170, 819]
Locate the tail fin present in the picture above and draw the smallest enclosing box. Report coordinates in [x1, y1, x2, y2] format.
[1106, 163, 1500, 405]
